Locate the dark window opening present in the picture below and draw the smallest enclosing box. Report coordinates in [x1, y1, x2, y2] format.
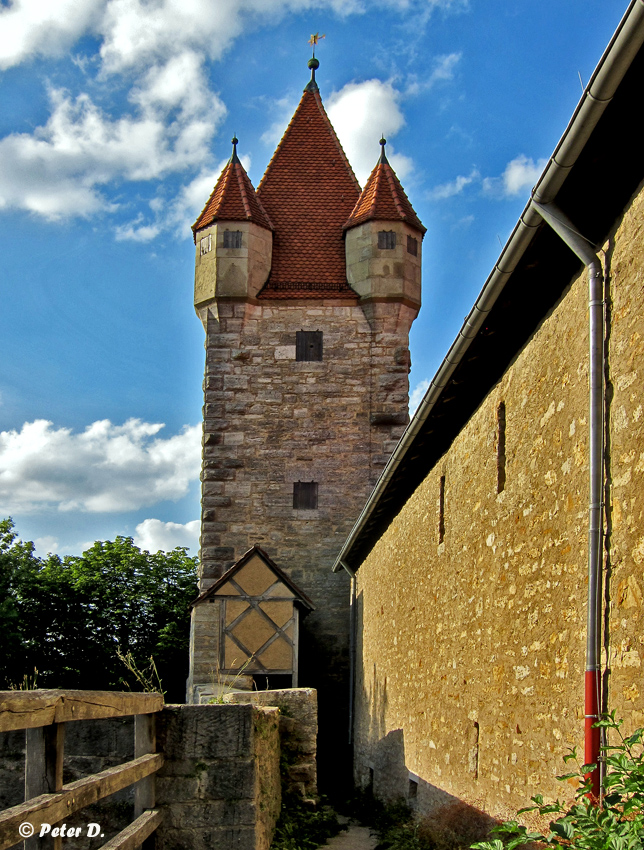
[296, 330, 323, 362]
[223, 230, 242, 249]
[438, 475, 445, 544]
[472, 721, 480, 779]
[293, 481, 318, 510]
[378, 230, 396, 249]
[407, 235, 418, 256]
[408, 778, 418, 799]
[497, 402, 506, 494]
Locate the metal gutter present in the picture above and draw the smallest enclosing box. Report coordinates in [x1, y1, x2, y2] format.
[333, 0, 644, 574]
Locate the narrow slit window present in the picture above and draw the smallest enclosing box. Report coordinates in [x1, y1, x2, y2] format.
[223, 230, 242, 249]
[438, 475, 445, 544]
[377, 230, 396, 249]
[407, 235, 418, 256]
[296, 331, 323, 362]
[497, 402, 506, 494]
[293, 481, 318, 510]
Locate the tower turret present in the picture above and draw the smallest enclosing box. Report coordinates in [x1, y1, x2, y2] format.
[192, 138, 273, 326]
[344, 138, 425, 313]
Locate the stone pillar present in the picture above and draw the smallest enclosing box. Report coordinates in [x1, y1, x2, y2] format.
[224, 688, 317, 801]
[156, 704, 281, 850]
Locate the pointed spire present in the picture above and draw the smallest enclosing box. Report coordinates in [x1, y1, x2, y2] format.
[379, 136, 388, 164]
[192, 137, 273, 240]
[344, 139, 426, 234]
[256, 77, 361, 298]
[230, 135, 240, 163]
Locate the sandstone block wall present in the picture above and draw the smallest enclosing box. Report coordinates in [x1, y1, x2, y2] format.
[353, 183, 644, 821]
[156, 704, 281, 850]
[224, 687, 317, 800]
[193, 295, 416, 787]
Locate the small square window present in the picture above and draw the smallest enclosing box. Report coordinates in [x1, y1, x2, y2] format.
[296, 331, 323, 362]
[378, 230, 396, 250]
[293, 481, 318, 510]
[407, 235, 418, 256]
[223, 230, 242, 249]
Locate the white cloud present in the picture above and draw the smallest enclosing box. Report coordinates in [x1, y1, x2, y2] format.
[405, 52, 461, 96]
[0, 419, 201, 513]
[327, 79, 412, 185]
[483, 155, 548, 198]
[0, 76, 226, 220]
[0, 0, 104, 70]
[427, 167, 479, 200]
[134, 518, 200, 553]
[0, 0, 463, 73]
[33, 535, 61, 557]
[0, 0, 464, 224]
[409, 379, 430, 415]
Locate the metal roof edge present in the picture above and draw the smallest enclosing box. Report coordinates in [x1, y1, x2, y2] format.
[332, 0, 644, 573]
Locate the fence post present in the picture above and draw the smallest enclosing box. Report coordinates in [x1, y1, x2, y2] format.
[134, 715, 155, 850]
[25, 724, 64, 850]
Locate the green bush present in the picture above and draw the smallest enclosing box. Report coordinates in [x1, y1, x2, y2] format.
[472, 713, 644, 850]
[0, 518, 197, 701]
[270, 792, 344, 850]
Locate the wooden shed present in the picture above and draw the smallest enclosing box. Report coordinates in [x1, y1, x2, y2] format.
[191, 545, 314, 688]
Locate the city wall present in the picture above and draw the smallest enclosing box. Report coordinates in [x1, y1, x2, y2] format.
[353, 183, 644, 820]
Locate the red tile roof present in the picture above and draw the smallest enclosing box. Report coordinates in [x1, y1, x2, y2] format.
[344, 145, 426, 234]
[192, 146, 272, 241]
[256, 88, 361, 298]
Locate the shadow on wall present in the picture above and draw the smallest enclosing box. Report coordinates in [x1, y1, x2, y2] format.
[362, 726, 496, 846]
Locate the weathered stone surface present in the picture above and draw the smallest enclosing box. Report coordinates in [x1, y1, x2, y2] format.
[353, 184, 644, 822]
[224, 688, 318, 798]
[189, 294, 419, 787]
[156, 704, 281, 850]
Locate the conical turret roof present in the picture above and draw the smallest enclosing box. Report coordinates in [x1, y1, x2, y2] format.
[192, 139, 273, 241]
[344, 139, 426, 234]
[255, 68, 361, 299]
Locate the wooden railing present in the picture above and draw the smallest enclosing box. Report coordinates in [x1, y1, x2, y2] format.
[0, 690, 164, 850]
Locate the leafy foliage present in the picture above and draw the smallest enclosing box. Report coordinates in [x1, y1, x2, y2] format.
[270, 792, 345, 850]
[0, 518, 198, 701]
[472, 713, 644, 850]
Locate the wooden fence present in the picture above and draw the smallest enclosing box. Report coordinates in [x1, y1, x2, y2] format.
[0, 690, 164, 850]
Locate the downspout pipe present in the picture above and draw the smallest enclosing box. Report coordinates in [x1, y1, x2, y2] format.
[340, 560, 357, 746]
[532, 200, 604, 799]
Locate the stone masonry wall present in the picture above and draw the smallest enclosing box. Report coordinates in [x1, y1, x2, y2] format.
[156, 704, 281, 850]
[224, 687, 318, 800]
[353, 182, 644, 821]
[192, 296, 415, 787]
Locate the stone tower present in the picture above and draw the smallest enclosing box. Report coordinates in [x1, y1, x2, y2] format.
[188, 58, 425, 786]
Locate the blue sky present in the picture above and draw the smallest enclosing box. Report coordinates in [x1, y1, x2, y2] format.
[0, 0, 629, 556]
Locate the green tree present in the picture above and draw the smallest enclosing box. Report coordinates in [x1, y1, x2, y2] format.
[1, 519, 198, 702]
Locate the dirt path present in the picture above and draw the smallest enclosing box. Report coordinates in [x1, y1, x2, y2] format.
[321, 822, 377, 849]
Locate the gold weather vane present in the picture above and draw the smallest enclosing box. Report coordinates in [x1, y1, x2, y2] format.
[308, 32, 325, 56]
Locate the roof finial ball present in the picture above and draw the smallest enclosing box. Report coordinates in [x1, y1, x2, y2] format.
[231, 135, 239, 163]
